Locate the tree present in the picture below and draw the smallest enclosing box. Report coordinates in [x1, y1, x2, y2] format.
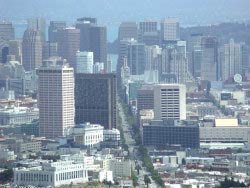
[144, 175, 151, 188]
[0, 169, 13, 183]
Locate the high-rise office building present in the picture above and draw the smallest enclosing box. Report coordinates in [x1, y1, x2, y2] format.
[137, 85, 154, 112]
[76, 20, 107, 69]
[75, 51, 94, 74]
[145, 45, 162, 71]
[118, 22, 138, 41]
[90, 26, 107, 66]
[75, 73, 116, 129]
[161, 18, 180, 42]
[127, 39, 146, 75]
[48, 21, 66, 43]
[9, 40, 22, 63]
[0, 21, 15, 41]
[0, 21, 15, 64]
[57, 27, 80, 69]
[161, 41, 192, 84]
[28, 17, 46, 42]
[221, 39, 242, 81]
[42, 42, 58, 60]
[118, 38, 146, 76]
[77, 17, 97, 25]
[22, 29, 43, 71]
[139, 21, 157, 33]
[38, 57, 75, 139]
[241, 43, 250, 75]
[154, 84, 186, 120]
[200, 36, 219, 81]
[192, 45, 202, 78]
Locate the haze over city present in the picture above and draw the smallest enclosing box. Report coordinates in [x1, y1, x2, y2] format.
[1, 0, 250, 187]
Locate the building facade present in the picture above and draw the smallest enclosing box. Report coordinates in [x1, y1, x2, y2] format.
[143, 120, 200, 149]
[75, 51, 94, 73]
[154, 84, 186, 120]
[13, 160, 88, 187]
[75, 73, 116, 129]
[72, 123, 104, 148]
[22, 29, 43, 71]
[38, 58, 75, 138]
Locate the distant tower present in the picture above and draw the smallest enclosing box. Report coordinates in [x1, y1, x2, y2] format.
[75, 51, 94, 74]
[76, 19, 107, 69]
[126, 39, 146, 75]
[161, 18, 180, 43]
[221, 39, 242, 81]
[38, 57, 75, 139]
[57, 27, 80, 69]
[28, 17, 46, 42]
[9, 39, 22, 63]
[0, 21, 15, 63]
[200, 36, 219, 81]
[154, 84, 186, 120]
[22, 29, 42, 71]
[139, 20, 157, 33]
[118, 22, 138, 42]
[48, 21, 66, 43]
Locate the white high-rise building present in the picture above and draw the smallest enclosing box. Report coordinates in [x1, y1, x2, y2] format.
[38, 57, 75, 139]
[161, 17, 180, 42]
[76, 51, 94, 73]
[154, 84, 186, 120]
[221, 39, 242, 81]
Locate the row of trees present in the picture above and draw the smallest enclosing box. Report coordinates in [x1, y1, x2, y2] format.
[120, 101, 164, 187]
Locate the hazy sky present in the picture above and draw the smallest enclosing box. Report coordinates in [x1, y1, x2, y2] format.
[0, 0, 249, 40]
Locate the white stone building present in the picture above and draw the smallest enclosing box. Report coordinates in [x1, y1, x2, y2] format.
[13, 160, 88, 187]
[72, 122, 104, 148]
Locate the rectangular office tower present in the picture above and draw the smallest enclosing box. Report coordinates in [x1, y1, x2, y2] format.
[38, 57, 75, 139]
[154, 84, 186, 120]
[75, 73, 116, 129]
[143, 120, 199, 149]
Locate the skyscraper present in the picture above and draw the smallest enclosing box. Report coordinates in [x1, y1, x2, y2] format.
[75, 73, 116, 129]
[0, 21, 15, 41]
[0, 21, 15, 64]
[221, 39, 242, 81]
[139, 21, 157, 33]
[75, 51, 94, 74]
[200, 36, 219, 81]
[161, 41, 192, 84]
[48, 21, 66, 43]
[154, 84, 186, 120]
[77, 17, 97, 25]
[57, 27, 80, 69]
[22, 29, 43, 71]
[90, 26, 107, 67]
[76, 20, 107, 68]
[38, 57, 75, 139]
[9, 39, 22, 63]
[42, 42, 58, 60]
[118, 22, 138, 41]
[161, 18, 180, 43]
[28, 17, 46, 42]
[127, 39, 146, 75]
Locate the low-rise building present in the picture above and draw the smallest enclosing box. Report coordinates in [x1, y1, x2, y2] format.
[102, 129, 120, 148]
[0, 107, 39, 125]
[13, 160, 88, 187]
[72, 122, 104, 148]
[106, 158, 131, 178]
[0, 148, 16, 161]
[143, 120, 200, 149]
